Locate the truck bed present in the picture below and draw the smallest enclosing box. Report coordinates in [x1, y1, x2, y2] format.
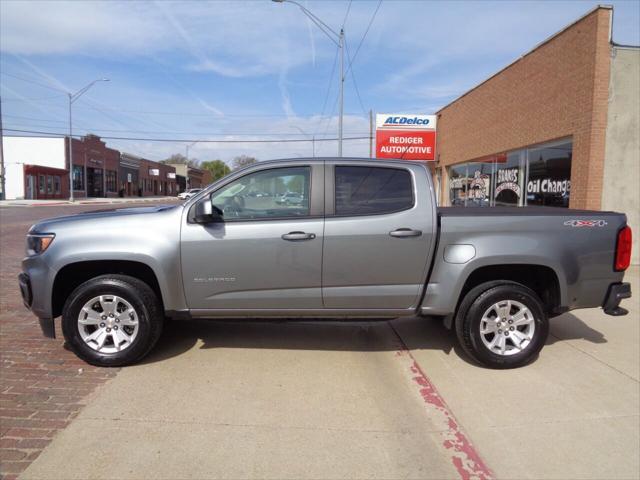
[437, 206, 622, 217]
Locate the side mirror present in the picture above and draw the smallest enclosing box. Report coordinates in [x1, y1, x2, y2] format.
[194, 198, 223, 223]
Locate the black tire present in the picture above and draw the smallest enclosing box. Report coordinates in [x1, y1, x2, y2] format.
[455, 281, 549, 369]
[61, 275, 163, 367]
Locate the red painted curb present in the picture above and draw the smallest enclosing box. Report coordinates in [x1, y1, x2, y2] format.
[390, 323, 494, 480]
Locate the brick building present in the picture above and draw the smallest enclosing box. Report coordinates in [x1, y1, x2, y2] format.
[138, 158, 177, 197]
[433, 6, 639, 262]
[3, 135, 177, 200]
[69, 134, 120, 198]
[166, 163, 213, 191]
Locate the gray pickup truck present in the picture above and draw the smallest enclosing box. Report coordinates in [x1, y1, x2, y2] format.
[19, 158, 633, 368]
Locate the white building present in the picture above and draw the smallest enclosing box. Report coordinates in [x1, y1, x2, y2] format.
[3, 136, 67, 200]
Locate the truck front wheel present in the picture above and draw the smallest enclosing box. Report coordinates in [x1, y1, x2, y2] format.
[455, 281, 549, 369]
[61, 275, 163, 367]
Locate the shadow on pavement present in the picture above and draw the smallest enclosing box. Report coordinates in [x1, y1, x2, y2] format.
[142, 316, 454, 365]
[548, 312, 608, 344]
[141, 311, 607, 366]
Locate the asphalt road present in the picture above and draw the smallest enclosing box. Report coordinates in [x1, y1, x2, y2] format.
[2, 203, 638, 480]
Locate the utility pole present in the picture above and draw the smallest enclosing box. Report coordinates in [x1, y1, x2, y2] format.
[67, 93, 73, 201]
[273, 0, 344, 157]
[338, 28, 344, 157]
[67, 79, 110, 201]
[186, 141, 199, 189]
[369, 109, 373, 158]
[0, 95, 5, 200]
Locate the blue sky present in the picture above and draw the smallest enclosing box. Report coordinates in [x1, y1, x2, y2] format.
[1, 0, 639, 164]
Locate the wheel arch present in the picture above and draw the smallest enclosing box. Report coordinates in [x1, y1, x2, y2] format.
[454, 263, 562, 321]
[52, 260, 164, 318]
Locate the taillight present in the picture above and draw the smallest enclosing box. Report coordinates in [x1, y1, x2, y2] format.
[615, 226, 632, 271]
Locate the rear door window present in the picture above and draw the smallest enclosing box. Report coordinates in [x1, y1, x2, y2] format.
[335, 166, 414, 216]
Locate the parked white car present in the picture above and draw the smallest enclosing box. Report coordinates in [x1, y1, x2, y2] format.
[177, 188, 203, 200]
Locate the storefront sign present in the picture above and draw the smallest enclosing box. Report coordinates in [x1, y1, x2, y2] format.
[468, 171, 490, 200]
[149, 168, 159, 176]
[527, 178, 570, 195]
[127, 173, 132, 183]
[495, 167, 521, 198]
[375, 114, 437, 160]
[167, 172, 176, 179]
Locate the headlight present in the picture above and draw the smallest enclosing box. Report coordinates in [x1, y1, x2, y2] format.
[26, 233, 55, 256]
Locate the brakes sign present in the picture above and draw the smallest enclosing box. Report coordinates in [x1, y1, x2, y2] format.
[376, 114, 437, 161]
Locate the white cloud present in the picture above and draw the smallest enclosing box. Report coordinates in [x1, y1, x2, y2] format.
[0, 0, 331, 78]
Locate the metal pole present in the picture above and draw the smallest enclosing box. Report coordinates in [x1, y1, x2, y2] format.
[369, 109, 373, 158]
[338, 28, 344, 157]
[68, 93, 74, 202]
[312, 136, 315, 158]
[0, 95, 5, 200]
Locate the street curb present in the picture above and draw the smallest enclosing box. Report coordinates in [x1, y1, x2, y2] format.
[0, 198, 180, 208]
[389, 322, 494, 480]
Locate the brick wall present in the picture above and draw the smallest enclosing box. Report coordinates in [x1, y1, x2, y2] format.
[436, 7, 612, 209]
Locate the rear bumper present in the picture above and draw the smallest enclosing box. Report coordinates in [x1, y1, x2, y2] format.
[603, 282, 632, 316]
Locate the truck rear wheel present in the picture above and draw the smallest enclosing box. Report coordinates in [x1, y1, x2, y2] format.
[61, 275, 163, 367]
[455, 281, 549, 369]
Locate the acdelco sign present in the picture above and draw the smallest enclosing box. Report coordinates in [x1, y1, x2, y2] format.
[376, 113, 437, 160]
[380, 116, 433, 128]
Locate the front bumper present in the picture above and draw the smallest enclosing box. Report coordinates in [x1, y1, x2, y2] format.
[20, 251, 58, 338]
[18, 272, 56, 338]
[603, 282, 632, 316]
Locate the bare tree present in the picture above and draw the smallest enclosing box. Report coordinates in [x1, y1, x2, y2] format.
[231, 155, 258, 170]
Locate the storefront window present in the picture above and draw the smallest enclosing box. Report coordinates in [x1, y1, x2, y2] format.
[106, 170, 117, 193]
[447, 139, 572, 208]
[73, 165, 84, 190]
[526, 141, 572, 207]
[38, 175, 45, 194]
[449, 164, 468, 206]
[465, 161, 494, 207]
[494, 151, 524, 206]
[54, 176, 61, 194]
[47, 175, 53, 194]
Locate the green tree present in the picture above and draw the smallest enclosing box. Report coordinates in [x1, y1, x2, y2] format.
[200, 159, 231, 181]
[286, 175, 304, 194]
[231, 155, 258, 170]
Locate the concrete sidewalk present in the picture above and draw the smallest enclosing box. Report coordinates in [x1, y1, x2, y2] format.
[20, 269, 639, 480]
[0, 197, 180, 207]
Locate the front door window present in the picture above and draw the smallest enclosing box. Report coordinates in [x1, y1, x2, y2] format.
[211, 166, 311, 220]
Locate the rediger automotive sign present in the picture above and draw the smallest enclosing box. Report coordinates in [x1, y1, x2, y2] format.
[376, 114, 437, 161]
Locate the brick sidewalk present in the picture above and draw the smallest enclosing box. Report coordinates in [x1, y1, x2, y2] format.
[0, 206, 132, 479]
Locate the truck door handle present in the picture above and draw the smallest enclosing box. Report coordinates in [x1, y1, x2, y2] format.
[281, 231, 316, 241]
[389, 228, 422, 238]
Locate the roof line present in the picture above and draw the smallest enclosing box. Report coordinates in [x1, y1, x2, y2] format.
[436, 5, 613, 114]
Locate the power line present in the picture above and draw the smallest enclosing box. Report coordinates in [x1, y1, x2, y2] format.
[0, 94, 67, 102]
[3, 123, 369, 137]
[344, 0, 382, 77]
[321, 92, 340, 140]
[2, 114, 68, 124]
[0, 72, 67, 93]
[344, 34, 368, 116]
[3, 98, 360, 118]
[3, 128, 370, 144]
[341, 0, 353, 29]
[315, 43, 341, 136]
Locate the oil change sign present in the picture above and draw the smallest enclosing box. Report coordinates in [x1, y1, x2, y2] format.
[375, 114, 437, 160]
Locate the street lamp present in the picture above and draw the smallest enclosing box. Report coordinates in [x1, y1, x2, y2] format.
[292, 126, 315, 157]
[68, 78, 110, 201]
[272, 0, 344, 157]
[185, 141, 199, 189]
[185, 140, 199, 165]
